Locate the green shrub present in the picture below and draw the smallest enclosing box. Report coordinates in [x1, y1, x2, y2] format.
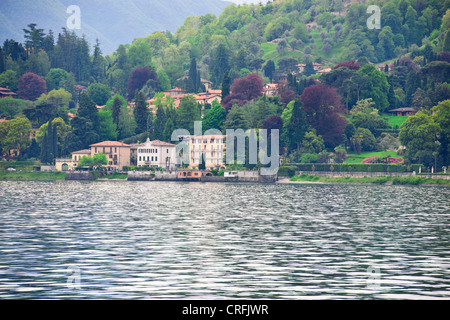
[278, 166, 297, 177]
[285, 163, 424, 173]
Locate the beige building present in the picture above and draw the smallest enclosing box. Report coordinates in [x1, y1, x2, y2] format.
[55, 149, 90, 171]
[189, 135, 226, 169]
[55, 141, 131, 171]
[89, 141, 131, 170]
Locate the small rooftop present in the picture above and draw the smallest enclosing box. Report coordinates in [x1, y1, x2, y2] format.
[72, 149, 91, 154]
[90, 141, 131, 147]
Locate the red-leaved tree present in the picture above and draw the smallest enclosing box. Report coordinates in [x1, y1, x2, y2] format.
[127, 66, 158, 101]
[300, 84, 346, 147]
[18, 72, 47, 101]
[333, 60, 361, 71]
[221, 73, 263, 111]
[280, 89, 296, 105]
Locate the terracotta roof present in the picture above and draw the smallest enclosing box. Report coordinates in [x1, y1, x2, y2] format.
[191, 135, 226, 140]
[195, 94, 220, 101]
[317, 68, 332, 73]
[90, 141, 131, 147]
[0, 87, 17, 96]
[207, 89, 222, 95]
[150, 140, 175, 147]
[169, 87, 185, 92]
[0, 118, 7, 123]
[72, 149, 91, 154]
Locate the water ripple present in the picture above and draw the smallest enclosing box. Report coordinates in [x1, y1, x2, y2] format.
[0, 181, 449, 299]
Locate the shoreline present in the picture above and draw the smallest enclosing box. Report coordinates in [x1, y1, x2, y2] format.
[1, 172, 450, 186]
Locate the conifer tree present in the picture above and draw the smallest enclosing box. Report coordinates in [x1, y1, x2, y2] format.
[133, 90, 149, 134]
[221, 71, 231, 100]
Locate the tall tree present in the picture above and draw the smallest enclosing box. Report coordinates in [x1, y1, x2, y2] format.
[281, 99, 309, 153]
[17, 72, 47, 101]
[202, 101, 226, 132]
[176, 95, 201, 134]
[111, 96, 123, 126]
[23, 23, 45, 52]
[91, 39, 105, 82]
[188, 57, 200, 93]
[211, 43, 230, 86]
[78, 92, 99, 132]
[263, 60, 275, 82]
[221, 70, 231, 100]
[300, 84, 346, 147]
[133, 90, 149, 134]
[399, 110, 440, 167]
[127, 66, 157, 101]
[153, 105, 167, 140]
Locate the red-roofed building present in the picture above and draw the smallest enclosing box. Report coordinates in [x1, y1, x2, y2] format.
[0, 87, 17, 99]
[169, 87, 186, 97]
[195, 92, 221, 105]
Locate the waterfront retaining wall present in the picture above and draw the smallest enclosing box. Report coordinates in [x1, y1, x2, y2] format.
[155, 171, 177, 181]
[296, 171, 450, 179]
[65, 171, 95, 180]
[127, 171, 155, 181]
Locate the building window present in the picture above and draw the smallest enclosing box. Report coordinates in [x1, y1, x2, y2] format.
[151, 156, 154, 161]
[155, 156, 158, 161]
[115, 147, 117, 153]
[103, 147, 105, 153]
[109, 161, 112, 165]
[166, 149, 168, 153]
[139, 156, 141, 161]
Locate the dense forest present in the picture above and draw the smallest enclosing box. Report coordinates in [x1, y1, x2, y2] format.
[0, 0, 449, 170]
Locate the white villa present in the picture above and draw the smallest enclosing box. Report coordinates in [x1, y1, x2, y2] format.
[137, 138, 177, 170]
[189, 135, 226, 169]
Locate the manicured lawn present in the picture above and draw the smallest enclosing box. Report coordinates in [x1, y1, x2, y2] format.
[380, 114, 409, 128]
[0, 160, 38, 171]
[104, 172, 128, 179]
[0, 171, 66, 180]
[290, 174, 450, 185]
[344, 151, 403, 164]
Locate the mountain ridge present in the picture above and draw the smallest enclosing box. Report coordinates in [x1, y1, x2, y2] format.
[0, 0, 231, 54]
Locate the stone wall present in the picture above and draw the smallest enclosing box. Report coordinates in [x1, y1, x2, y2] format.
[127, 171, 155, 181]
[65, 171, 95, 180]
[296, 171, 450, 179]
[155, 171, 177, 181]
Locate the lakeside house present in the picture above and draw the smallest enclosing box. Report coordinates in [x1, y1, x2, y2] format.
[55, 149, 90, 171]
[55, 141, 131, 171]
[137, 138, 177, 170]
[264, 83, 278, 96]
[0, 87, 17, 99]
[177, 169, 212, 180]
[388, 107, 417, 116]
[189, 134, 226, 170]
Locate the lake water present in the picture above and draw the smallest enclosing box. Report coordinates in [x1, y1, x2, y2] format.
[0, 180, 449, 299]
